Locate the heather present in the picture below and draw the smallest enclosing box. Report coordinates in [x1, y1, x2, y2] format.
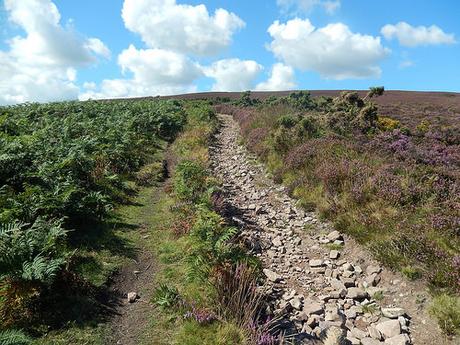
[220, 90, 460, 294]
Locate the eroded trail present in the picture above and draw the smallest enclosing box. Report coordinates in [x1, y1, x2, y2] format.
[210, 114, 449, 345]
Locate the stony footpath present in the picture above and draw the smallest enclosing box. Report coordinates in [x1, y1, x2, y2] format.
[209, 114, 446, 345]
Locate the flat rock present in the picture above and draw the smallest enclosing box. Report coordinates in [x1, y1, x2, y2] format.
[303, 301, 324, 316]
[309, 259, 324, 267]
[327, 230, 343, 242]
[384, 334, 410, 345]
[263, 268, 282, 283]
[382, 308, 405, 319]
[376, 320, 401, 339]
[272, 236, 283, 247]
[330, 250, 340, 259]
[347, 287, 368, 300]
[361, 338, 383, 345]
[366, 265, 382, 276]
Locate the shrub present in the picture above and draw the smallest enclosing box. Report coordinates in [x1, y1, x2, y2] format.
[377, 116, 400, 131]
[153, 284, 181, 310]
[173, 161, 209, 203]
[212, 263, 262, 327]
[429, 294, 460, 335]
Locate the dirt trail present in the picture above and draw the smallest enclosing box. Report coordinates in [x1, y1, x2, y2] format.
[210, 114, 453, 345]
[104, 189, 160, 345]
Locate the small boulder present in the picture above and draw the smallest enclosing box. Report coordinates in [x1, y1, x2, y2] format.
[303, 301, 324, 316]
[366, 265, 382, 276]
[263, 268, 282, 283]
[382, 308, 405, 319]
[327, 230, 343, 242]
[309, 259, 324, 267]
[384, 334, 410, 345]
[330, 250, 340, 259]
[361, 338, 383, 345]
[376, 320, 401, 339]
[347, 287, 368, 300]
[127, 292, 138, 303]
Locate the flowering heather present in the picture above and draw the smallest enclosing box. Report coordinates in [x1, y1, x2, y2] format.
[183, 305, 217, 325]
[229, 91, 460, 292]
[247, 127, 270, 156]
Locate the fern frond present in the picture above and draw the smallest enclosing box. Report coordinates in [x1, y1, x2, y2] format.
[0, 329, 32, 345]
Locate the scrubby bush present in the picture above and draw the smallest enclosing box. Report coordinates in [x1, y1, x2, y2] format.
[430, 294, 460, 335]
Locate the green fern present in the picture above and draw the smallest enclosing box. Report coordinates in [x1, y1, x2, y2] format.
[0, 329, 31, 345]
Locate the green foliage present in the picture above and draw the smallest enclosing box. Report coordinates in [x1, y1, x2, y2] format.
[235, 91, 259, 107]
[401, 266, 422, 281]
[153, 284, 181, 310]
[287, 91, 316, 110]
[429, 294, 460, 335]
[367, 86, 385, 99]
[0, 329, 31, 345]
[173, 161, 210, 203]
[0, 219, 68, 283]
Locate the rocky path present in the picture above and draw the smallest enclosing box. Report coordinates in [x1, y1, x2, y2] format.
[210, 114, 450, 345]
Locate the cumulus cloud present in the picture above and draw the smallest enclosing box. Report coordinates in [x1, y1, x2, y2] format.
[0, 0, 110, 104]
[267, 18, 389, 79]
[277, 0, 340, 14]
[80, 45, 202, 100]
[381, 22, 456, 47]
[121, 0, 245, 56]
[256, 63, 297, 91]
[204, 59, 263, 91]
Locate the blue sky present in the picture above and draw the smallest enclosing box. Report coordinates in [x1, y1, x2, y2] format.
[0, 0, 459, 104]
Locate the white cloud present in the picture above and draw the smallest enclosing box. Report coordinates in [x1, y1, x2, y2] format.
[121, 0, 245, 56]
[277, 0, 340, 14]
[399, 60, 414, 69]
[0, 0, 110, 104]
[256, 63, 297, 91]
[267, 18, 389, 80]
[80, 45, 202, 100]
[204, 59, 263, 91]
[86, 38, 111, 59]
[381, 22, 456, 47]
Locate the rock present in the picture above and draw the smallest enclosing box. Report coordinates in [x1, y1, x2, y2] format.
[263, 269, 282, 283]
[303, 301, 324, 315]
[347, 287, 368, 300]
[361, 338, 383, 345]
[330, 250, 340, 259]
[366, 265, 382, 276]
[347, 336, 361, 345]
[272, 236, 283, 247]
[368, 325, 383, 340]
[309, 259, 324, 267]
[327, 230, 343, 242]
[384, 334, 410, 345]
[342, 262, 354, 271]
[291, 297, 303, 310]
[366, 273, 381, 287]
[382, 308, 405, 319]
[351, 327, 368, 339]
[376, 320, 401, 339]
[127, 292, 138, 303]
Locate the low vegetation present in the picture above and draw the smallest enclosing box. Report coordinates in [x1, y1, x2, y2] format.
[215, 89, 460, 335]
[0, 99, 185, 341]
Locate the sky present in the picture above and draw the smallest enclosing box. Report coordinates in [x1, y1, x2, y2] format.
[0, 0, 459, 104]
